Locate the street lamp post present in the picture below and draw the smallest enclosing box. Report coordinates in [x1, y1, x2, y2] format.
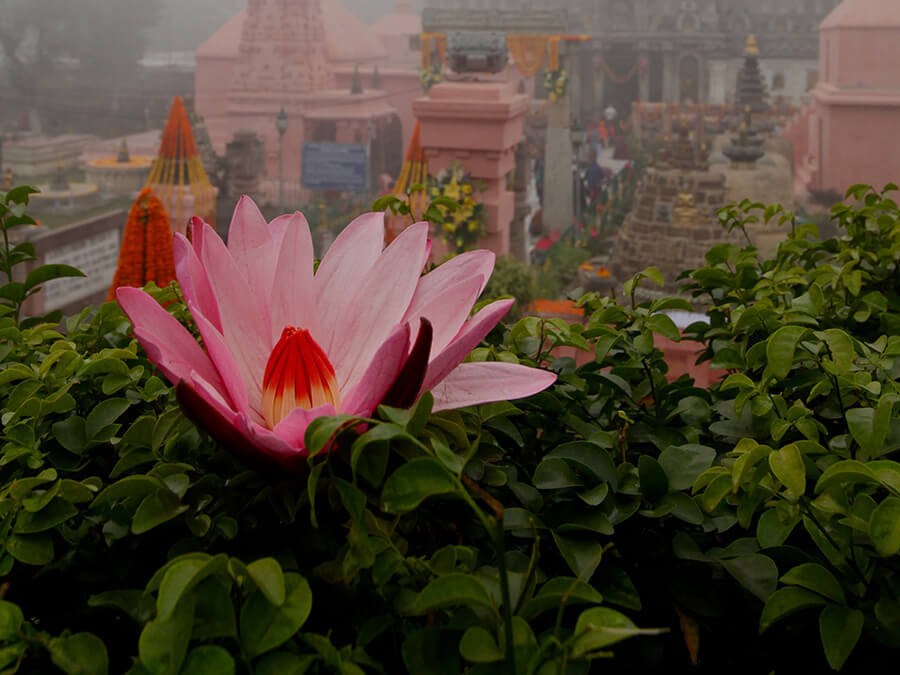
[275, 108, 289, 212]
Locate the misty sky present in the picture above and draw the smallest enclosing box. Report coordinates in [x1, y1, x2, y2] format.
[149, 0, 424, 52]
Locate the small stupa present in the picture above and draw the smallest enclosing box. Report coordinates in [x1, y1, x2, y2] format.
[116, 139, 131, 164]
[146, 96, 217, 235]
[734, 35, 772, 132]
[609, 126, 737, 300]
[723, 105, 766, 168]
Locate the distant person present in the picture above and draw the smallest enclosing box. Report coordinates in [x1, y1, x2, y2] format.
[597, 121, 609, 148]
[604, 104, 618, 137]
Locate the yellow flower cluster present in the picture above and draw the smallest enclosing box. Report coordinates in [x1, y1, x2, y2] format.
[543, 68, 569, 103]
[429, 165, 485, 254]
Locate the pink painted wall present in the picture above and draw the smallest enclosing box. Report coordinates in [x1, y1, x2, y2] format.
[414, 82, 528, 257]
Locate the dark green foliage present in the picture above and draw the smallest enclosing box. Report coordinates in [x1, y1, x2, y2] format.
[1, 184, 900, 673]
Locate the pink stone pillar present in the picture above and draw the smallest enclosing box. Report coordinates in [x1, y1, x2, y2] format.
[413, 82, 529, 257]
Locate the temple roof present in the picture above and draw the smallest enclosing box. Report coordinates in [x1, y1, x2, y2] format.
[821, 0, 900, 30]
[196, 0, 386, 64]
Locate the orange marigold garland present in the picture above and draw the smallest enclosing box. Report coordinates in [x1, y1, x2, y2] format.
[108, 189, 176, 301]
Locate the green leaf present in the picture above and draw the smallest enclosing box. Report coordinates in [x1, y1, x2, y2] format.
[646, 313, 680, 341]
[638, 455, 668, 502]
[769, 444, 806, 497]
[822, 329, 854, 374]
[139, 593, 195, 675]
[180, 646, 235, 675]
[381, 457, 457, 513]
[413, 574, 493, 614]
[132, 490, 188, 535]
[815, 460, 880, 493]
[545, 441, 617, 487]
[5, 533, 53, 565]
[759, 587, 829, 633]
[156, 555, 227, 622]
[781, 563, 846, 604]
[88, 590, 156, 625]
[191, 577, 237, 640]
[766, 326, 807, 379]
[401, 628, 460, 675]
[532, 457, 583, 490]
[240, 573, 312, 659]
[49, 632, 109, 675]
[520, 577, 604, 618]
[23, 264, 84, 291]
[551, 532, 605, 581]
[14, 498, 78, 534]
[53, 416, 87, 454]
[847, 398, 892, 460]
[0, 601, 23, 641]
[304, 414, 357, 457]
[256, 652, 316, 675]
[459, 626, 503, 663]
[248, 558, 286, 606]
[85, 398, 131, 440]
[756, 508, 799, 548]
[819, 605, 864, 671]
[721, 554, 778, 601]
[570, 607, 654, 657]
[869, 496, 900, 556]
[658, 444, 716, 491]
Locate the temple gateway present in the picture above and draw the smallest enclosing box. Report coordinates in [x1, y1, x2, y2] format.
[424, 0, 841, 119]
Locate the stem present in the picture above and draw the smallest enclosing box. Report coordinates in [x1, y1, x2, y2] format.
[831, 374, 851, 458]
[641, 359, 660, 419]
[458, 485, 516, 675]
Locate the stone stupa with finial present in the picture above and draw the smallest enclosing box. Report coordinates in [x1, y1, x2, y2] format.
[723, 105, 766, 168]
[734, 35, 773, 133]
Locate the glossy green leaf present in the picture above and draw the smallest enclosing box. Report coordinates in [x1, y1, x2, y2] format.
[24, 264, 85, 291]
[132, 491, 188, 535]
[49, 632, 109, 675]
[156, 555, 226, 622]
[85, 398, 131, 439]
[819, 605, 863, 671]
[247, 558, 286, 607]
[520, 577, 604, 618]
[139, 594, 195, 675]
[240, 573, 312, 658]
[721, 554, 778, 601]
[413, 573, 493, 614]
[0, 601, 23, 641]
[869, 496, 900, 556]
[381, 457, 457, 513]
[180, 646, 235, 675]
[821, 329, 854, 374]
[570, 607, 656, 657]
[459, 626, 502, 663]
[658, 444, 716, 491]
[533, 457, 583, 490]
[255, 652, 317, 675]
[759, 587, 828, 634]
[638, 455, 668, 502]
[766, 326, 806, 379]
[5, 533, 53, 565]
[780, 563, 845, 604]
[769, 444, 806, 497]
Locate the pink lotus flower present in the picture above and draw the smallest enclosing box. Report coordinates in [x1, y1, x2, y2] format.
[117, 197, 555, 468]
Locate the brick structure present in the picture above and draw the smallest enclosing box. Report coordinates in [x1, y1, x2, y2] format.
[609, 130, 738, 300]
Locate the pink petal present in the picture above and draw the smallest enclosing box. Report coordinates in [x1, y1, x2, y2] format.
[116, 287, 223, 392]
[200, 220, 271, 417]
[235, 414, 304, 459]
[405, 250, 495, 319]
[340, 323, 410, 416]
[421, 299, 514, 392]
[403, 275, 484, 358]
[430, 362, 557, 412]
[315, 212, 385, 354]
[269, 213, 318, 341]
[272, 404, 337, 448]
[227, 196, 289, 303]
[174, 233, 222, 332]
[329, 222, 429, 392]
[189, 216, 210, 259]
[227, 195, 270, 258]
[188, 302, 252, 420]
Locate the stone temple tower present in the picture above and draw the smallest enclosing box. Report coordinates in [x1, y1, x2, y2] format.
[230, 0, 335, 99]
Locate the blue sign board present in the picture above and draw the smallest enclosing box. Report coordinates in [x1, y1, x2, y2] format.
[301, 142, 369, 192]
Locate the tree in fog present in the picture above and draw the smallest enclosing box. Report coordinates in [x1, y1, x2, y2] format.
[0, 0, 161, 118]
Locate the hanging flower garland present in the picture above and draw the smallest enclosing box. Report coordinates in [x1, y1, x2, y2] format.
[420, 64, 442, 93]
[429, 163, 486, 254]
[543, 68, 569, 103]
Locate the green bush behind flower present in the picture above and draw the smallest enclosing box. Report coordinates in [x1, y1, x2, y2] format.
[1, 184, 900, 672]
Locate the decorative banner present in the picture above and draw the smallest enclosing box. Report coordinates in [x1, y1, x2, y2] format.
[548, 36, 561, 72]
[507, 35, 549, 79]
[421, 33, 448, 71]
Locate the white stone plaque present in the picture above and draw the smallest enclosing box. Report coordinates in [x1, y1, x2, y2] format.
[42, 228, 121, 311]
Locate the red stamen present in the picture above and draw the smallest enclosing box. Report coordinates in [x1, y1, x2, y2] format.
[263, 327, 340, 428]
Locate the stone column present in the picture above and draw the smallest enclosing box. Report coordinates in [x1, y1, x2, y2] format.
[414, 81, 529, 257]
[662, 52, 678, 103]
[510, 139, 531, 263]
[542, 92, 574, 234]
